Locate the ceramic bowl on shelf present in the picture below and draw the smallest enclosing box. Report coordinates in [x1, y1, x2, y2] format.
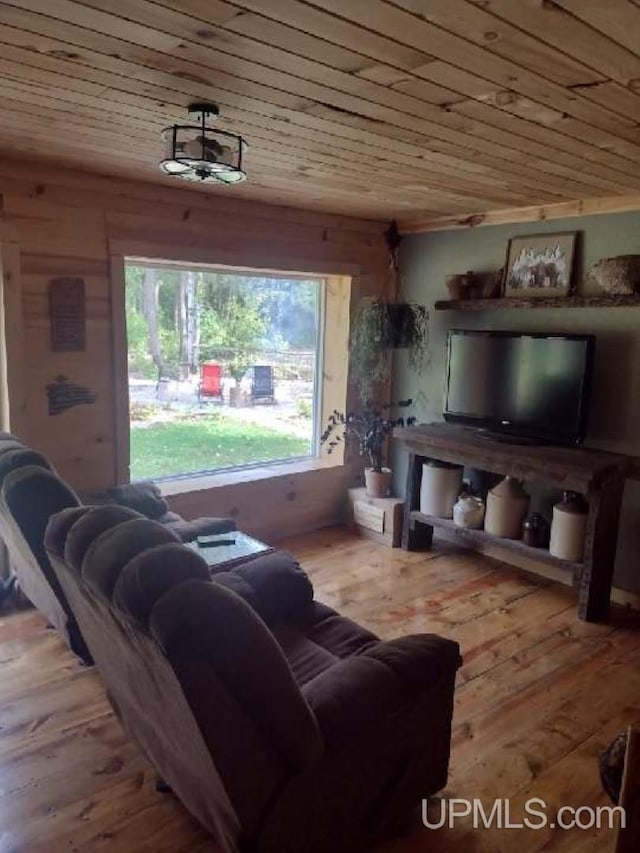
[588, 255, 640, 295]
[445, 269, 503, 301]
[473, 269, 504, 299]
[445, 273, 472, 300]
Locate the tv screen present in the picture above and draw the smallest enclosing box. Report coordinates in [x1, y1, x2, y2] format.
[444, 330, 595, 445]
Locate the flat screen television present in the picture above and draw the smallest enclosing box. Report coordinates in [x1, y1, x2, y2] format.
[443, 330, 595, 445]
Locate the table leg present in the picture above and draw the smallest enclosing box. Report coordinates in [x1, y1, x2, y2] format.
[579, 475, 624, 622]
[402, 451, 433, 550]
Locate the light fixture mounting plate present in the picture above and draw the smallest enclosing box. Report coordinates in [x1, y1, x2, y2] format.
[187, 102, 219, 120]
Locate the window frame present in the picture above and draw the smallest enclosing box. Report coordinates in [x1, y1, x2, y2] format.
[122, 257, 334, 483]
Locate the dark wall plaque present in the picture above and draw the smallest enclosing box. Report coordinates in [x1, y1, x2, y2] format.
[46, 375, 96, 416]
[50, 277, 86, 351]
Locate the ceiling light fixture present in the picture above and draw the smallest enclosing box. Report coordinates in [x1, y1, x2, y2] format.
[159, 102, 246, 185]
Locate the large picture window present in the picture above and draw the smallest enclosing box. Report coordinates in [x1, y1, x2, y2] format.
[125, 262, 324, 481]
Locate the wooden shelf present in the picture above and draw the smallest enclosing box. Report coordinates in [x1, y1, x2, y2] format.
[397, 423, 627, 621]
[434, 294, 640, 311]
[394, 423, 628, 493]
[410, 511, 582, 577]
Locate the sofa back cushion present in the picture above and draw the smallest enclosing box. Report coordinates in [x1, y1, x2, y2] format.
[150, 579, 322, 771]
[81, 519, 182, 600]
[63, 505, 144, 572]
[1, 464, 80, 604]
[0, 464, 91, 660]
[112, 542, 210, 625]
[0, 448, 52, 485]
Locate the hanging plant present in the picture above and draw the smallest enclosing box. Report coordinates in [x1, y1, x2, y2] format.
[349, 221, 429, 401]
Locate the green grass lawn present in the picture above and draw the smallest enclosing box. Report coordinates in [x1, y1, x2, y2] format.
[130, 415, 310, 480]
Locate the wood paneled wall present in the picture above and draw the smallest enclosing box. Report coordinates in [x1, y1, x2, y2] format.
[0, 158, 388, 538]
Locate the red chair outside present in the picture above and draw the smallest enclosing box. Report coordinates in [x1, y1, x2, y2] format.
[198, 362, 223, 401]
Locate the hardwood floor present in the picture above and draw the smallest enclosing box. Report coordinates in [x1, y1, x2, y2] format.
[1, 528, 639, 852]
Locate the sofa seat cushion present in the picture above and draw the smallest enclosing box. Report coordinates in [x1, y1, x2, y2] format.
[272, 603, 379, 688]
[272, 626, 339, 685]
[301, 602, 379, 659]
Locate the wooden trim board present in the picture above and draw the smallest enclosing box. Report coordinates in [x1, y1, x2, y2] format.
[0, 223, 26, 436]
[400, 193, 640, 234]
[108, 254, 129, 486]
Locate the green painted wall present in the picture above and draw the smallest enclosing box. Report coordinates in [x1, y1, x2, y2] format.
[392, 210, 640, 593]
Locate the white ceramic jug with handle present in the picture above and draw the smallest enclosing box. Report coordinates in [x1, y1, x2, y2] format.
[453, 495, 485, 529]
[550, 492, 588, 562]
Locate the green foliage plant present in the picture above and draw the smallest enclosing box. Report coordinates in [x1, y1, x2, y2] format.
[350, 298, 428, 403]
[321, 399, 415, 473]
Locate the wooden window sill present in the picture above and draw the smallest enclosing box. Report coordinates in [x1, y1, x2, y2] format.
[159, 455, 342, 497]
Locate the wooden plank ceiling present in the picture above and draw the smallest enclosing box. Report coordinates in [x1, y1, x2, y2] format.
[0, 0, 640, 225]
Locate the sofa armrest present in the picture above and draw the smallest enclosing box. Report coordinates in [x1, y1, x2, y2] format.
[86, 481, 168, 520]
[163, 516, 237, 542]
[360, 634, 462, 693]
[302, 635, 461, 748]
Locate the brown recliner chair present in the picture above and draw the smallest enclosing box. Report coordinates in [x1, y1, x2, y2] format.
[0, 453, 92, 662]
[45, 505, 461, 853]
[0, 432, 235, 662]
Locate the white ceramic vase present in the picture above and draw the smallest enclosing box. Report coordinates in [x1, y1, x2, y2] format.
[453, 495, 485, 529]
[419, 461, 464, 518]
[549, 492, 588, 562]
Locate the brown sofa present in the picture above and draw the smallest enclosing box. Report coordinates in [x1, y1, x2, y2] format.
[0, 433, 235, 662]
[0, 444, 91, 661]
[86, 479, 237, 542]
[45, 505, 461, 852]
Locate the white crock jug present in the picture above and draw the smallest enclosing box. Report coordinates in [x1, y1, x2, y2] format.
[419, 461, 463, 518]
[550, 492, 588, 562]
[453, 495, 485, 529]
[484, 476, 529, 539]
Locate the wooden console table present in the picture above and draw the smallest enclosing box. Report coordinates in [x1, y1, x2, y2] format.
[394, 423, 629, 622]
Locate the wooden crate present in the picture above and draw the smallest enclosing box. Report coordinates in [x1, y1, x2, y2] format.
[348, 487, 404, 547]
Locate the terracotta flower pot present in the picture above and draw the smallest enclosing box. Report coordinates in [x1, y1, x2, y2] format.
[364, 467, 392, 498]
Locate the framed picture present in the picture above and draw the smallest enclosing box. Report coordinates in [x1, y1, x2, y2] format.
[504, 232, 577, 298]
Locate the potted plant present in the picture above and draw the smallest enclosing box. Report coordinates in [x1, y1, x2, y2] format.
[350, 297, 429, 401]
[321, 400, 415, 497]
[349, 220, 429, 403]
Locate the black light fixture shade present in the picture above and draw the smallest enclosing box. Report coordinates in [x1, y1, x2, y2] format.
[159, 102, 246, 184]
